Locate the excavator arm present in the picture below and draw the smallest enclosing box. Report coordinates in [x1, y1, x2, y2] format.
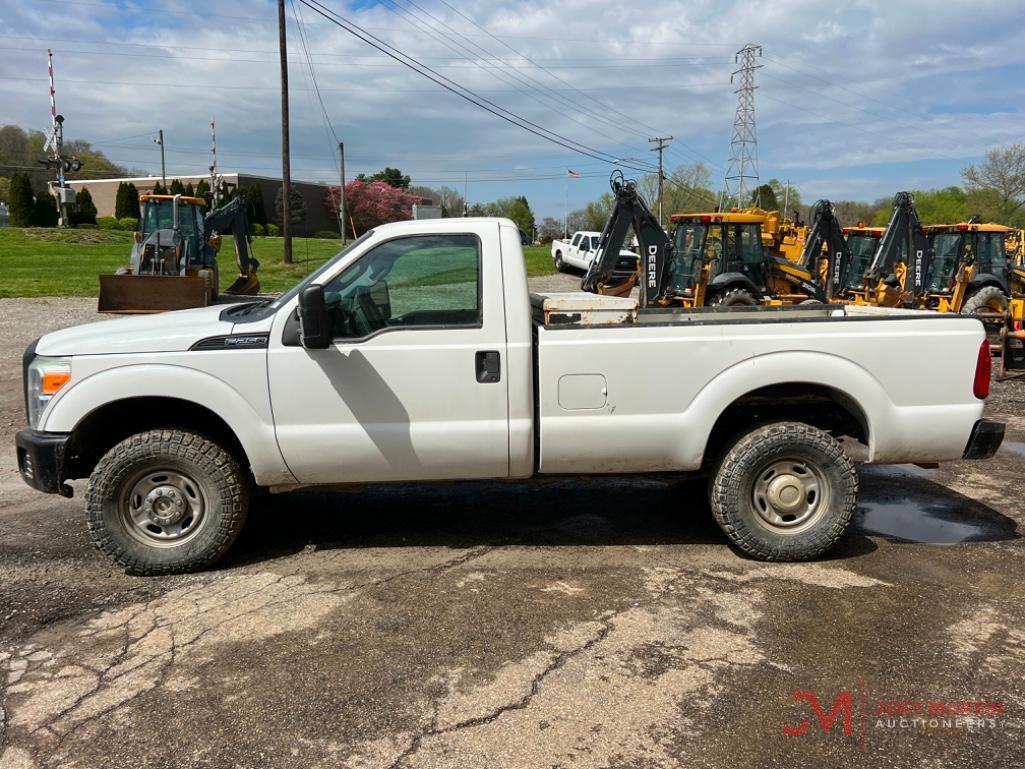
[204, 196, 260, 296]
[797, 200, 850, 300]
[863, 191, 931, 303]
[582, 172, 673, 306]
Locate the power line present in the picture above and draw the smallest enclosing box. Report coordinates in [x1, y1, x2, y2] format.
[296, 0, 654, 174]
[384, 0, 654, 159]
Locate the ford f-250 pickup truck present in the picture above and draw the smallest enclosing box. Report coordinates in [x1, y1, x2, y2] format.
[16, 217, 1004, 574]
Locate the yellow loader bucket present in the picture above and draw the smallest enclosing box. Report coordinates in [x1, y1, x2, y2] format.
[98, 274, 211, 314]
[224, 273, 261, 296]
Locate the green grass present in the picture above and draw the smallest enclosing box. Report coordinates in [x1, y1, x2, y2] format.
[0, 228, 556, 298]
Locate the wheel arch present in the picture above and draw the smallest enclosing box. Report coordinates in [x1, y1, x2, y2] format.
[43, 364, 293, 486]
[690, 352, 883, 468]
[708, 272, 762, 298]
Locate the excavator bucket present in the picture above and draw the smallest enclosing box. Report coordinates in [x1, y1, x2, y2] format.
[97, 274, 211, 314]
[224, 273, 261, 296]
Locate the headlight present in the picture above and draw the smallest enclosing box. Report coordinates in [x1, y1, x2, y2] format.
[26, 356, 72, 429]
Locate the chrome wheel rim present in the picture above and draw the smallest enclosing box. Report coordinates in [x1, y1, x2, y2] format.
[751, 457, 829, 533]
[120, 469, 206, 547]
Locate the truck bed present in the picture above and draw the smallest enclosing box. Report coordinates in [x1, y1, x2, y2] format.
[529, 291, 987, 474]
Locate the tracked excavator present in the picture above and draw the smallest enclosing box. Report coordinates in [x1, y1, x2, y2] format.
[582, 173, 826, 307]
[98, 194, 260, 313]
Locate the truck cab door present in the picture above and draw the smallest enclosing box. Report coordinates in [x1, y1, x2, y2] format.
[266, 227, 511, 484]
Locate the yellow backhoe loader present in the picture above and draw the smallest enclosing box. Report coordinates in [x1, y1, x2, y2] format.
[98, 194, 260, 313]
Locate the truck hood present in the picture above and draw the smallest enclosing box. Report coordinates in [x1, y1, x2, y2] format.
[36, 303, 242, 356]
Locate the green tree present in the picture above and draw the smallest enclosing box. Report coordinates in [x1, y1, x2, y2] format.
[169, 178, 185, 195]
[244, 183, 267, 224]
[74, 186, 97, 225]
[8, 172, 35, 226]
[114, 181, 141, 218]
[766, 179, 801, 217]
[33, 192, 58, 227]
[151, 181, 166, 196]
[185, 182, 195, 197]
[357, 167, 411, 189]
[0, 176, 10, 204]
[583, 192, 614, 231]
[962, 144, 1025, 222]
[750, 183, 780, 211]
[275, 185, 307, 228]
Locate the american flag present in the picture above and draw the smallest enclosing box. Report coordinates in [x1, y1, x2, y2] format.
[566, 169, 579, 178]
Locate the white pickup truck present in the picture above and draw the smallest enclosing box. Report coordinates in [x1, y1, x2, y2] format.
[552, 230, 636, 273]
[17, 217, 1003, 574]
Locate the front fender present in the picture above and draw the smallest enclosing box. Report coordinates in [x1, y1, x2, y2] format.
[41, 363, 294, 486]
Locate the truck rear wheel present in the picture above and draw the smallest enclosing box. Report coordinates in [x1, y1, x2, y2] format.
[85, 430, 249, 575]
[554, 250, 566, 272]
[709, 422, 857, 561]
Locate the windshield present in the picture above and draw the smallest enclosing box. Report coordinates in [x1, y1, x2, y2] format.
[928, 232, 963, 291]
[845, 234, 879, 290]
[668, 223, 709, 293]
[143, 199, 198, 236]
[269, 231, 374, 310]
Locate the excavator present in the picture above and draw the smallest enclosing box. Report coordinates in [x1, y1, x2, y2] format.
[98, 194, 260, 313]
[923, 218, 1011, 319]
[582, 173, 828, 307]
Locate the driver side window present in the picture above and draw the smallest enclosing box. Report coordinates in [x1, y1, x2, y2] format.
[323, 234, 481, 339]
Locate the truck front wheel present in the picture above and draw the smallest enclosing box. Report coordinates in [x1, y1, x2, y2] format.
[709, 422, 857, 561]
[85, 430, 249, 575]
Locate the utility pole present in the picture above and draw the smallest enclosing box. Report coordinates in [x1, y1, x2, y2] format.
[338, 141, 346, 244]
[154, 130, 166, 188]
[278, 0, 293, 264]
[721, 43, 763, 210]
[648, 135, 673, 228]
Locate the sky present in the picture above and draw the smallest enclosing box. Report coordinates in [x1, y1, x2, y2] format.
[2, 0, 1025, 220]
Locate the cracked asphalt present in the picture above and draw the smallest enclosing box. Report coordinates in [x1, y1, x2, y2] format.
[2, 295, 1025, 768]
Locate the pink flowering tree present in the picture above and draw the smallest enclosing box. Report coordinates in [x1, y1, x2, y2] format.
[325, 180, 421, 236]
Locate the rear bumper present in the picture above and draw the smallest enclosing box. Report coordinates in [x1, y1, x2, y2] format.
[15, 429, 71, 495]
[962, 419, 1005, 460]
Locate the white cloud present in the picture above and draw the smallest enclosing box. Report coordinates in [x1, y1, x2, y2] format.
[2, 0, 1023, 214]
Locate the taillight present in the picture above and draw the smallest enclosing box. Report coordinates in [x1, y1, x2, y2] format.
[973, 339, 991, 399]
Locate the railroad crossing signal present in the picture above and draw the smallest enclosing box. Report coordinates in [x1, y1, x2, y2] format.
[37, 157, 83, 173]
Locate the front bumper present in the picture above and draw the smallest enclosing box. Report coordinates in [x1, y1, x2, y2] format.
[15, 429, 71, 496]
[962, 419, 1005, 460]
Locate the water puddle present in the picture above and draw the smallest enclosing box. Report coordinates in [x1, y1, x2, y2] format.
[858, 500, 993, 544]
[1000, 440, 1025, 459]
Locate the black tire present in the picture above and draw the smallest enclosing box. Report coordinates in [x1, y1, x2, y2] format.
[962, 286, 1007, 348]
[86, 430, 249, 575]
[554, 250, 566, 272]
[709, 288, 757, 307]
[709, 421, 858, 561]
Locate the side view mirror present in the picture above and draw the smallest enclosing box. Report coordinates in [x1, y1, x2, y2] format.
[298, 285, 331, 349]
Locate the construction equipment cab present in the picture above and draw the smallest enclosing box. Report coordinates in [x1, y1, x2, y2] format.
[840, 223, 885, 300]
[924, 219, 1011, 319]
[667, 210, 825, 306]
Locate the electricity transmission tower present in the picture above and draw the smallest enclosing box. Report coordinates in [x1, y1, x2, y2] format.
[721, 43, 762, 210]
